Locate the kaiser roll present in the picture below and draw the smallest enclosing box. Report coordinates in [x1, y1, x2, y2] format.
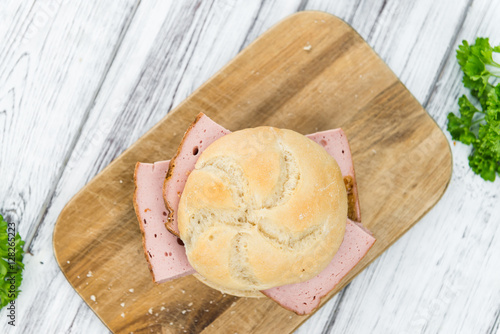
[177, 127, 347, 296]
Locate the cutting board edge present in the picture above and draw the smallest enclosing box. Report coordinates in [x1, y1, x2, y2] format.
[52, 10, 455, 334]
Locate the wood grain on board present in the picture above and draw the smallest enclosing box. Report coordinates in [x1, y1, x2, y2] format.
[53, 12, 452, 334]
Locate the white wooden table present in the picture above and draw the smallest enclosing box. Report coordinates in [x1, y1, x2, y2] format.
[1, 1, 499, 333]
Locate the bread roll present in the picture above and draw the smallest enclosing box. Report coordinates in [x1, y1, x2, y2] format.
[177, 127, 347, 296]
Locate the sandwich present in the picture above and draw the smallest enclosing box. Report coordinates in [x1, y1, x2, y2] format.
[133, 113, 375, 315]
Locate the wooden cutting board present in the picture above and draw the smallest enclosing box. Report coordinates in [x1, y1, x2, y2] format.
[53, 11, 452, 334]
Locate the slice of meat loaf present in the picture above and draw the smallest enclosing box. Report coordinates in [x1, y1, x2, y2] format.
[163, 113, 230, 236]
[134, 161, 195, 283]
[261, 218, 375, 315]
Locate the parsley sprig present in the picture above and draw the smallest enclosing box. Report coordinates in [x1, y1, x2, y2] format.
[0, 214, 25, 309]
[447, 37, 500, 181]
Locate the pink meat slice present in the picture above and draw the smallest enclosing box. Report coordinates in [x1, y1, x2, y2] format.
[163, 113, 231, 236]
[306, 129, 361, 222]
[261, 218, 375, 315]
[134, 161, 195, 283]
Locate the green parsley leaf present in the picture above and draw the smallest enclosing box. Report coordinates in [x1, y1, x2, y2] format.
[448, 38, 500, 181]
[0, 214, 25, 309]
[457, 38, 500, 99]
[447, 95, 479, 145]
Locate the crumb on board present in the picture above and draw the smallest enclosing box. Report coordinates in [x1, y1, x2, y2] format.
[121, 313, 125, 318]
[121, 302, 125, 307]
[160, 306, 165, 311]
[87, 271, 93, 277]
[90, 295, 96, 302]
[66, 260, 70, 264]
[188, 302, 193, 307]
[148, 308, 153, 314]
[181, 310, 186, 314]
[129, 288, 134, 293]
[119, 180, 123, 183]
[303, 43, 312, 51]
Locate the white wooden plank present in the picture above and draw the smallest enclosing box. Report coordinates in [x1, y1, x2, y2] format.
[313, 0, 500, 333]
[0, 0, 140, 333]
[421, 1, 500, 332]
[0, 0, 139, 245]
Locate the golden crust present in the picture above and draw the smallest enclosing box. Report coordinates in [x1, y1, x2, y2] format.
[178, 127, 347, 292]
